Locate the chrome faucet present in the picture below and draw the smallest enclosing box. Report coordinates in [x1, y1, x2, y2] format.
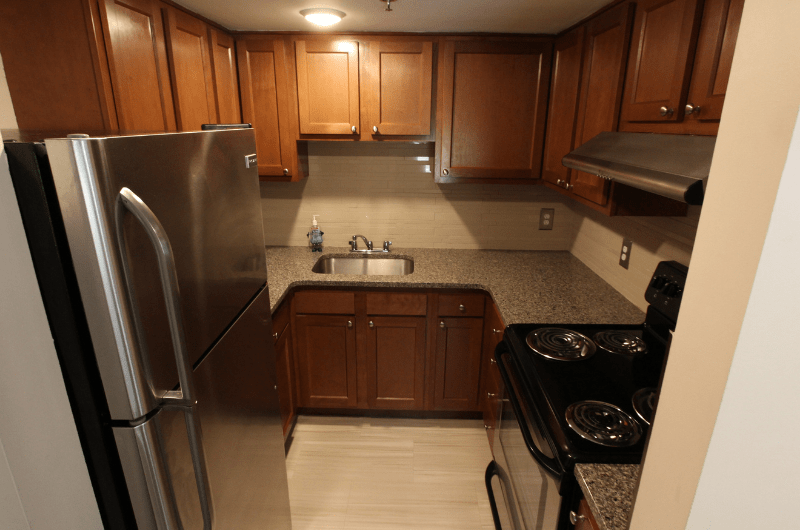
[350, 235, 392, 253]
[351, 235, 373, 251]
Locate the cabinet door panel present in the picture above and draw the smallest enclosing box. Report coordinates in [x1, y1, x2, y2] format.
[685, 0, 744, 121]
[367, 40, 433, 136]
[295, 315, 357, 408]
[163, 7, 215, 131]
[295, 40, 360, 135]
[237, 37, 296, 178]
[209, 28, 241, 124]
[366, 317, 426, 410]
[438, 40, 552, 181]
[571, 3, 635, 205]
[621, 0, 702, 123]
[542, 28, 585, 187]
[434, 318, 484, 410]
[275, 324, 295, 437]
[100, 0, 176, 131]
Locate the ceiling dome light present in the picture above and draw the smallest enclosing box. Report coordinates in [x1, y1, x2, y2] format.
[300, 8, 346, 26]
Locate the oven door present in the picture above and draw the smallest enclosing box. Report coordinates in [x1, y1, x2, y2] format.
[486, 346, 565, 530]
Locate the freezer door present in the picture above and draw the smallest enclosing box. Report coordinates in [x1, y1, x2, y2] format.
[45, 130, 266, 420]
[193, 286, 292, 529]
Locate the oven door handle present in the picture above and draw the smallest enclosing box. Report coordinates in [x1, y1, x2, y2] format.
[485, 461, 504, 530]
[496, 352, 563, 478]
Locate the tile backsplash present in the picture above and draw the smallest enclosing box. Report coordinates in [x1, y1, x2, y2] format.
[259, 142, 578, 250]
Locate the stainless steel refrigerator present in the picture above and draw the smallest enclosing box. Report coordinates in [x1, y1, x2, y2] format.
[5, 129, 291, 529]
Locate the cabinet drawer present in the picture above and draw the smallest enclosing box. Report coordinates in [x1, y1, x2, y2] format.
[366, 292, 427, 316]
[294, 291, 355, 315]
[272, 303, 290, 342]
[438, 293, 485, 317]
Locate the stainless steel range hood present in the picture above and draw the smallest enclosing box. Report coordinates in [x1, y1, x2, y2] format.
[562, 132, 716, 205]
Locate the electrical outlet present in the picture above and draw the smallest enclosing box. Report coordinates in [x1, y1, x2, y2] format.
[539, 208, 555, 230]
[619, 238, 633, 269]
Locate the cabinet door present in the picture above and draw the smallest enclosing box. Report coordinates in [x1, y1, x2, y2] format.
[163, 7, 216, 131]
[295, 39, 360, 135]
[365, 40, 433, 137]
[295, 315, 357, 408]
[433, 317, 484, 410]
[365, 316, 426, 410]
[237, 37, 297, 179]
[437, 39, 552, 182]
[541, 28, 585, 189]
[571, 2, 635, 206]
[208, 28, 241, 124]
[100, 0, 176, 131]
[685, 0, 744, 122]
[620, 0, 703, 123]
[479, 303, 504, 452]
[274, 320, 295, 438]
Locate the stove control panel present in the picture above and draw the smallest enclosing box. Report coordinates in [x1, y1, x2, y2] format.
[645, 260, 688, 323]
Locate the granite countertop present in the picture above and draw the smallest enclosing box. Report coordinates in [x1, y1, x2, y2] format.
[264, 246, 644, 324]
[574, 464, 640, 530]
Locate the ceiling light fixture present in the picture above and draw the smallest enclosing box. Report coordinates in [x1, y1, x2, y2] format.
[300, 8, 346, 27]
[382, 0, 395, 12]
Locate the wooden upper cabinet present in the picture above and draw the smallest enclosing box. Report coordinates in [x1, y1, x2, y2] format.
[685, 0, 745, 122]
[294, 39, 360, 136]
[620, 0, 703, 124]
[364, 40, 433, 137]
[208, 28, 241, 124]
[570, 2, 635, 206]
[237, 36, 298, 180]
[163, 7, 216, 131]
[100, 0, 176, 131]
[436, 39, 552, 182]
[541, 28, 586, 188]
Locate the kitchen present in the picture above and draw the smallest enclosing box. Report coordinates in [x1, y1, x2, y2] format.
[0, 0, 798, 529]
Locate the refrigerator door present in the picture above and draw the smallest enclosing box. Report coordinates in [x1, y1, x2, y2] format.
[193, 286, 291, 529]
[45, 130, 266, 420]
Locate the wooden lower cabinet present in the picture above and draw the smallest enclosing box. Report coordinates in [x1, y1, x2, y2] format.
[433, 317, 484, 411]
[479, 303, 505, 451]
[274, 318, 295, 437]
[294, 314, 358, 408]
[365, 316, 427, 410]
[574, 498, 601, 530]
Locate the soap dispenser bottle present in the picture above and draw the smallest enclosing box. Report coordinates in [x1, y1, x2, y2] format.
[307, 215, 324, 252]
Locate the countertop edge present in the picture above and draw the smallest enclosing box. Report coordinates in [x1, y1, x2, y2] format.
[574, 463, 640, 530]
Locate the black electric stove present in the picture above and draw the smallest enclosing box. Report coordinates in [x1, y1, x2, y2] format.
[486, 261, 688, 530]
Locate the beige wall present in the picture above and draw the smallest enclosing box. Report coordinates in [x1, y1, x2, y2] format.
[0, 52, 18, 129]
[0, 133, 103, 529]
[629, 2, 800, 528]
[260, 142, 581, 251]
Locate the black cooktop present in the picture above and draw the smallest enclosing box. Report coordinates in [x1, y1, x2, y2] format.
[502, 321, 668, 468]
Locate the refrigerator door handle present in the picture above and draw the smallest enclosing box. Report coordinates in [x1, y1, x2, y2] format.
[116, 187, 214, 530]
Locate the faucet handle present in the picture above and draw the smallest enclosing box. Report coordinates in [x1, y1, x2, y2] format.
[383, 241, 392, 251]
[367, 240, 373, 250]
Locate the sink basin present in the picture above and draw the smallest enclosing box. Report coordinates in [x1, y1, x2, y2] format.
[312, 256, 414, 275]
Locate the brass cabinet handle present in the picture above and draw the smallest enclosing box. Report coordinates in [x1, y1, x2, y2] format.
[351, 125, 357, 133]
[659, 106, 674, 117]
[347, 320, 353, 328]
[272, 332, 278, 339]
[492, 329, 502, 334]
[369, 321, 374, 328]
[487, 392, 497, 399]
[373, 126, 378, 133]
[283, 168, 289, 175]
[490, 358, 497, 365]
[569, 511, 586, 525]
[685, 103, 700, 115]
[439, 321, 445, 328]
[459, 304, 466, 312]
[442, 168, 450, 176]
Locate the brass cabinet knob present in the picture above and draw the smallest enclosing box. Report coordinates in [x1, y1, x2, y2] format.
[272, 332, 278, 339]
[569, 511, 586, 525]
[439, 321, 445, 328]
[442, 168, 450, 176]
[490, 358, 497, 365]
[351, 125, 357, 133]
[347, 320, 353, 328]
[369, 321, 374, 328]
[283, 168, 289, 175]
[487, 392, 497, 399]
[557, 178, 563, 185]
[373, 126, 378, 133]
[459, 304, 466, 312]
[659, 106, 674, 117]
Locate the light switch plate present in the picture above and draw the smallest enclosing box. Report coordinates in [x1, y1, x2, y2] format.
[539, 208, 555, 230]
[619, 238, 633, 269]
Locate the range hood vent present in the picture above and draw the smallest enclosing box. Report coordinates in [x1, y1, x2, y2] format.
[562, 132, 716, 205]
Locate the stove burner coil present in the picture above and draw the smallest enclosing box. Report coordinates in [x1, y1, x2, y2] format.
[632, 388, 658, 426]
[526, 328, 596, 361]
[565, 401, 642, 447]
[593, 330, 648, 355]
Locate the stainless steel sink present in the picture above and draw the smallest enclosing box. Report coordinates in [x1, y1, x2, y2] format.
[312, 256, 414, 275]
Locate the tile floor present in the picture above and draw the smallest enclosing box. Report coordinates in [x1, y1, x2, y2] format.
[285, 415, 496, 530]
